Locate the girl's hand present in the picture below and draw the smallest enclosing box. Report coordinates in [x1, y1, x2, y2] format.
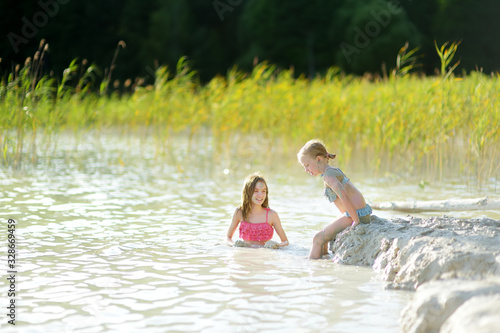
[279, 240, 289, 247]
[226, 236, 234, 246]
[234, 240, 252, 247]
[264, 240, 280, 249]
[351, 220, 359, 229]
[264, 240, 289, 249]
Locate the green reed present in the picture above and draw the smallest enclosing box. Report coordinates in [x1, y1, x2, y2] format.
[1, 44, 499, 187]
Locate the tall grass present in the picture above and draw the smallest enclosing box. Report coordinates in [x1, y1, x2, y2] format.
[1, 43, 499, 187]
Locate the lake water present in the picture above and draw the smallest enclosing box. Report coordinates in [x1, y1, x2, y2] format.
[1, 131, 498, 332]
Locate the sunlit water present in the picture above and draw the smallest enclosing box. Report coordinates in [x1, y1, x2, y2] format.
[1, 132, 498, 332]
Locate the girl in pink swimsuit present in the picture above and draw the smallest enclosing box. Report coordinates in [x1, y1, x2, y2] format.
[226, 174, 289, 248]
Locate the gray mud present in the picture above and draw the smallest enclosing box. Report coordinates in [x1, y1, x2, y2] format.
[329, 215, 500, 333]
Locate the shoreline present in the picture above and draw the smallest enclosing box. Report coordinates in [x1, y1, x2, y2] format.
[330, 215, 500, 332]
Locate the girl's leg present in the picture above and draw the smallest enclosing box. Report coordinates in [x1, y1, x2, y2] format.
[309, 216, 352, 259]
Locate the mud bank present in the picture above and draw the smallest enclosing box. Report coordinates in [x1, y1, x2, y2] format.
[329, 215, 500, 333]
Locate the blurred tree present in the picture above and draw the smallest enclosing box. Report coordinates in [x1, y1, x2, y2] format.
[237, 0, 343, 77]
[55, 0, 126, 79]
[1, 0, 498, 84]
[144, 1, 191, 73]
[188, 0, 242, 81]
[433, 0, 500, 73]
[398, 0, 439, 74]
[334, 0, 422, 74]
[1, 0, 44, 68]
[1, 0, 127, 83]
[142, 0, 241, 82]
[116, 0, 159, 81]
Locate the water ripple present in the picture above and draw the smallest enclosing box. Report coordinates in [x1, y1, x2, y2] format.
[2, 134, 416, 333]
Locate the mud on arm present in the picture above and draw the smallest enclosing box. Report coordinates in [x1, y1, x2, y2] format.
[324, 175, 360, 227]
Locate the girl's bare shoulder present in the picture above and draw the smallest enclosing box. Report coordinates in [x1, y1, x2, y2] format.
[323, 167, 346, 187]
[267, 208, 280, 220]
[324, 166, 345, 178]
[233, 207, 243, 219]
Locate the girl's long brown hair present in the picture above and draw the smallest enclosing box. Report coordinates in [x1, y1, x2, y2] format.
[239, 174, 269, 221]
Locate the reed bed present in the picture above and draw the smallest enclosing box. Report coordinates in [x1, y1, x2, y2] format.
[1, 45, 499, 187]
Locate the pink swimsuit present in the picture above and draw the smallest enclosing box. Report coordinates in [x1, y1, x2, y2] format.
[239, 208, 274, 242]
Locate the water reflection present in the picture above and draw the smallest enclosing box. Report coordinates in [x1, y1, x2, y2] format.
[2, 132, 497, 332]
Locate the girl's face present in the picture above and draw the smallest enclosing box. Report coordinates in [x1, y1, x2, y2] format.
[251, 181, 267, 206]
[299, 155, 323, 176]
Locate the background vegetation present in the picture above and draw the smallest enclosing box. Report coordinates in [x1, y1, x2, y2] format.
[1, 0, 499, 187]
[1, 0, 500, 83]
[1, 44, 499, 186]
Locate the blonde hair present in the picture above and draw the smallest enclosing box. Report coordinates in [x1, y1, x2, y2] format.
[239, 173, 269, 220]
[297, 139, 336, 161]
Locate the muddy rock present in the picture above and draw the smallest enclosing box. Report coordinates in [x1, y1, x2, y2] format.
[328, 215, 500, 333]
[400, 279, 500, 333]
[330, 215, 500, 290]
[440, 293, 500, 333]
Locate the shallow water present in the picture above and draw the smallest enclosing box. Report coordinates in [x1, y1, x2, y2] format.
[1, 132, 498, 332]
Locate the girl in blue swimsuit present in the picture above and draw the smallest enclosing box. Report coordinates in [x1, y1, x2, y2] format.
[297, 139, 372, 259]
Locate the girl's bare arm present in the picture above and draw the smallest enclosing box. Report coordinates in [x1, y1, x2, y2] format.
[270, 210, 289, 246]
[226, 208, 242, 245]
